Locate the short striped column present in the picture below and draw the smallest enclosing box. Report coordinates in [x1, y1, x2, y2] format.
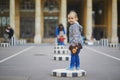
[109, 43, 118, 48]
[100, 39, 109, 46]
[53, 45, 70, 61]
[52, 55, 70, 61]
[52, 68, 86, 77]
[0, 43, 10, 47]
[54, 45, 69, 54]
[94, 40, 100, 46]
[16, 39, 27, 45]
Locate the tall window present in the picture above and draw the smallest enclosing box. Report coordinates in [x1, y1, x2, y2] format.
[44, 17, 58, 38]
[20, 17, 35, 38]
[43, 0, 59, 38]
[0, 0, 9, 37]
[20, 0, 35, 40]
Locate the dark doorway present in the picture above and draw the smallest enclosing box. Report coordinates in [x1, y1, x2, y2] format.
[20, 16, 35, 39]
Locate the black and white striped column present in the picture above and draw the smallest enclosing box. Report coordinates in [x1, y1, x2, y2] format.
[52, 69, 86, 77]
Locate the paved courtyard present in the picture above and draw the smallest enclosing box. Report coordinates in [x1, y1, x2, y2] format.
[0, 44, 120, 80]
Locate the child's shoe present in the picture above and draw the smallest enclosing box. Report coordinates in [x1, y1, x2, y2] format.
[66, 67, 74, 70]
[76, 66, 80, 70]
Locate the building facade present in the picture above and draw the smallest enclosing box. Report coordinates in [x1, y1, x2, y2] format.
[0, 0, 120, 44]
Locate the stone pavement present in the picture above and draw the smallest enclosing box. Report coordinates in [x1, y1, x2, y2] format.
[0, 44, 120, 80]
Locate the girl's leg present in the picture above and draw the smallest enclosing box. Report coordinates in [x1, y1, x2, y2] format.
[61, 42, 65, 45]
[75, 50, 80, 69]
[59, 42, 62, 45]
[57, 39, 59, 45]
[69, 54, 75, 70]
[4, 34, 9, 42]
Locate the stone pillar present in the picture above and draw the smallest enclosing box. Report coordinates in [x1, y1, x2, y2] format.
[59, 0, 67, 43]
[34, 0, 42, 44]
[10, 0, 15, 33]
[111, 0, 118, 43]
[86, 0, 92, 40]
[15, 0, 20, 39]
[107, 0, 112, 40]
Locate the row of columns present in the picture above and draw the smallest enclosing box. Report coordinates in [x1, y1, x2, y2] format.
[86, 0, 118, 43]
[9, 0, 118, 44]
[9, 0, 42, 44]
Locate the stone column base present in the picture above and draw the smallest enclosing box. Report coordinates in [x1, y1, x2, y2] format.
[86, 35, 91, 41]
[111, 36, 118, 43]
[34, 35, 42, 44]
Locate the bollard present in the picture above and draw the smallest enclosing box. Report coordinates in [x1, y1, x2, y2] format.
[54, 45, 69, 54]
[0, 43, 10, 47]
[53, 45, 69, 61]
[52, 69, 86, 77]
[100, 39, 109, 46]
[94, 40, 100, 46]
[10, 37, 16, 46]
[15, 39, 27, 45]
[109, 43, 118, 48]
[52, 55, 70, 61]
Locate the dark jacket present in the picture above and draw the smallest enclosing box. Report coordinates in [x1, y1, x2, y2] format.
[55, 26, 65, 37]
[5, 28, 14, 39]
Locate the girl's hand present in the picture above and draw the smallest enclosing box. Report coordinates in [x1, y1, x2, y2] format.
[57, 35, 60, 38]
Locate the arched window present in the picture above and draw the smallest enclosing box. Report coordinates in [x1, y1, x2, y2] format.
[20, 0, 35, 10]
[44, 0, 59, 12]
[0, 0, 9, 10]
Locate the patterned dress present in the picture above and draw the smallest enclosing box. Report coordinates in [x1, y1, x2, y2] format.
[69, 22, 83, 46]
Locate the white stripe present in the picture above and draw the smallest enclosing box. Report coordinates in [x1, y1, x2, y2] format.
[0, 46, 34, 64]
[85, 46, 120, 61]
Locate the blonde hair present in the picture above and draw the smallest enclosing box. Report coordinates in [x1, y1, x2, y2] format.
[68, 10, 78, 21]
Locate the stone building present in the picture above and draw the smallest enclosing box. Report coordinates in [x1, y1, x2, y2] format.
[0, 0, 120, 44]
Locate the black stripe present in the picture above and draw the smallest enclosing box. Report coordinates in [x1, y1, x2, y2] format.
[58, 50, 60, 54]
[63, 51, 65, 54]
[66, 57, 69, 61]
[59, 57, 62, 61]
[82, 72, 86, 76]
[61, 73, 67, 77]
[53, 72, 57, 76]
[54, 50, 56, 54]
[54, 57, 56, 60]
[72, 73, 78, 77]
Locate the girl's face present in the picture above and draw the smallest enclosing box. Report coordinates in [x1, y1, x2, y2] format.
[68, 13, 77, 24]
[59, 26, 63, 31]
